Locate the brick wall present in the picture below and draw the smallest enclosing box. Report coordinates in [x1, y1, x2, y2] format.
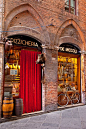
[0, 44, 4, 118]
[44, 49, 58, 111]
[0, 0, 3, 39]
[0, 0, 4, 118]
[2, 0, 86, 112]
[78, 0, 86, 103]
[0, 46, 4, 119]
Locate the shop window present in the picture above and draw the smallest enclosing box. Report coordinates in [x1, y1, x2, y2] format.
[65, 0, 76, 15]
[4, 49, 20, 97]
[58, 56, 79, 92]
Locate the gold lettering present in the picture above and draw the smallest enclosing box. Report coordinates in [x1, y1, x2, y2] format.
[9, 38, 39, 48]
[29, 41, 32, 46]
[17, 39, 21, 44]
[22, 40, 26, 45]
[33, 42, 35, 46]
[31, 41, 35, 46]
[21, 40, 26, 45]
[59, 47, 64, 51]
[66, 48, 70, 52]
[65, 48, 77, 54]
[13, 39, 17, 44]
[27, 41, 31, 46]
[75, 50, 77, 53]
[10, 38, 13, 42]
[31, 42, 33, 46]
[72, 49, 75, 53]
[21, 40, 23, 45]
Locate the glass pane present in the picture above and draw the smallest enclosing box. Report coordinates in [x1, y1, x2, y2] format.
[71, 0, 75, 7]
[70, 0, 75, 14]
[4, 49, 20, 97]
[58, 56, 78, 92]
[65, 0, 69, 5]
[65, 0, 69, 12]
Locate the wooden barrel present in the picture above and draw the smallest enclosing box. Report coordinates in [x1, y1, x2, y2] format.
[15, 98, 23, 116]
[2, 96, 14, 118]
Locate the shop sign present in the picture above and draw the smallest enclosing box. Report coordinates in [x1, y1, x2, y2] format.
[9, 38, 39, 47]
[59, 47, 77, 54]
[58, 43, 80, 54]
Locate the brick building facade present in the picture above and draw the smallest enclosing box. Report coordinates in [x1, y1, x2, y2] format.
[0, 0, 86, 118]
[0, 0, 4, 119]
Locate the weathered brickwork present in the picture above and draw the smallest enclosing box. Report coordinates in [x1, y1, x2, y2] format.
[0, 44, 4, 119]
[0, 0, 4, 119]
[0, 0, 85, 115]
[44, 49, 58, 111]
[0, 0, 3, 39]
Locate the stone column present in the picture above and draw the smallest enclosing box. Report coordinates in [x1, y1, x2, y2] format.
[42, 45, 58, 112]
[81, 52, 86, 104]
[79, 50, 86, 105]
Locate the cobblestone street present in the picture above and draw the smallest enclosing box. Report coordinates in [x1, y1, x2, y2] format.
[0, 105, 86, 129]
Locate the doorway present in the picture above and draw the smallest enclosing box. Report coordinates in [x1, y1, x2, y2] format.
[20, 50, 42, 113]
[4, 44, 42, 114]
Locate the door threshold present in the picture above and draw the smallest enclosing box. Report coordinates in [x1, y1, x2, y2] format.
[57, 103, 84, 110]
[22, 110, 43, 116]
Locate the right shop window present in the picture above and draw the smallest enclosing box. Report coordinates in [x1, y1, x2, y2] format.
[58, 56, 79, 92]
[65, 0, 76, 15]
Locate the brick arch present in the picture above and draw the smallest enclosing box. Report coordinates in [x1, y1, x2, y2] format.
[4, 4, 50, 45]
[7, 26, 44, 44]
[54, 19, 85, 50]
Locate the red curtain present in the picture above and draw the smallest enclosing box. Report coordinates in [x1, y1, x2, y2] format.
[19, 50, 42, 113]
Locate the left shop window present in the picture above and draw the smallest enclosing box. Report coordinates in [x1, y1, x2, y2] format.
[4, 48, 20, 97]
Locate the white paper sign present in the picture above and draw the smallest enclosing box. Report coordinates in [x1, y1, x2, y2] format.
[10, 69, 18, 75]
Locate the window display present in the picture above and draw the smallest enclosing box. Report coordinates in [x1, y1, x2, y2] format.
[58, 56, 78, 92]
[4, 49, 20, 97]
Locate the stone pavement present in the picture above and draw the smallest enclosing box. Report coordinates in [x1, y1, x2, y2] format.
[0, 105, 86, 129]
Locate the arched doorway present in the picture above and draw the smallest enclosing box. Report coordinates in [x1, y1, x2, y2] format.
[57, 43, 81, 105]
[4, 35, 42, 113]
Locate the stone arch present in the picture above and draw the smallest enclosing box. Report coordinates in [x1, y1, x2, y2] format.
[54, 19, 85, 51]
[7, 29, 43, 45]
[4, 4, 50, 45]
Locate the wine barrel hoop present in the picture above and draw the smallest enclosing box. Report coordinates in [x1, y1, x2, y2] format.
[3, 102, 13, 104]
[4, 99, 12, 100]
[3, 111, 13, 113]
[2, 97, 14, 118]
[3, 115, 11, 118]
[4, 97, 13, 100]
